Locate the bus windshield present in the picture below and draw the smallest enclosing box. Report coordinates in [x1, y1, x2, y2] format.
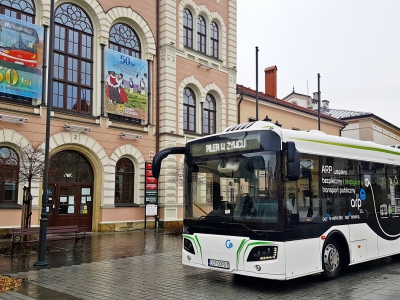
[185, 150, 282, 230]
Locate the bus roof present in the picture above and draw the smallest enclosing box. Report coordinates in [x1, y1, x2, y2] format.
[218, 121, 400, 166]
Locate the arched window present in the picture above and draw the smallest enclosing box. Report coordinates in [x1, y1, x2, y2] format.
[183, 8, 193, 48]
[0, 0, 35, 22]
[0, 146, 19, 204]
[109, 23, 141, 59]
[115, 158, 135, 205]
[53, 3, 93, 114]
[210, 21, 219, 59]
[203, 94, 216, 135]
[197, 16, 206, 53]
[49, 151, 94, 183]
[0, 0, 35, 104]
[183, 88, 196, 132]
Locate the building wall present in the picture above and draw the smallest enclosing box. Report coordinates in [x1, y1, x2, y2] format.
[342, 118, 400, 146]
[0, 0, 237, 232]
[238, 97, 344, 136]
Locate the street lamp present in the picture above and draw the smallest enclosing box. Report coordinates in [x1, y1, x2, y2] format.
[34, 0, 55, 266]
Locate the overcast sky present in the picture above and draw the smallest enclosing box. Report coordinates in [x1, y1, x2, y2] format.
[237, 0, 400, 127]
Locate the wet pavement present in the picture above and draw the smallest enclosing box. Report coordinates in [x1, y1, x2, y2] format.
[2, 230, 400, 299]
[0, 229, 182, 275]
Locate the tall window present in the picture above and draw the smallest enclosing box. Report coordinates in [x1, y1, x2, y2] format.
[210, 21, 219, 58]
[0, 147, 19, 205]
[203, 93, 216, 135]
[0, 0, 35, 105]
[115, 158, 135, 204]
[197, 16, 206, 53]
[183, 8, 193, 48]
[183, 88, 196, 132]
[53, 3, 93, 114]
[0, 0, 35, 23]
[109, 23, 141, 59]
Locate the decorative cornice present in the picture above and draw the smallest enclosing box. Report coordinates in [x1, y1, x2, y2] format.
[53, 112, 98, 124]
[0, 102, 37, 114]
[109, 122, 148, 133]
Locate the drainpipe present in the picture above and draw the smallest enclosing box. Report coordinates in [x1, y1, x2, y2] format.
[100, 44, 105, 116]
[339, 122, 347, 137]
[147, 59, 151, 124]
[237, 92, 243, 124]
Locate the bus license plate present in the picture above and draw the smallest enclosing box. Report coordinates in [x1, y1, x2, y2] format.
[208, 259, 230, 269]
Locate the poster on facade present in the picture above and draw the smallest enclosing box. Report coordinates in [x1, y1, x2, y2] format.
[105, 48, 148, 121]
[0, 14, 43, 98]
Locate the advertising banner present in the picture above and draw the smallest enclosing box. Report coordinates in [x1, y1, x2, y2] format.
[0, 15, 43, 98]
[105, 48, 148, 121]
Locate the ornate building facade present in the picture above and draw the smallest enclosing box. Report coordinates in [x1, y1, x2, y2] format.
[0, 0, 237, 232]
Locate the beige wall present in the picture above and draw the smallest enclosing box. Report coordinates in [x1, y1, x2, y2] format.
[238, 97, 344, 136]
[342, 118, 400, 146]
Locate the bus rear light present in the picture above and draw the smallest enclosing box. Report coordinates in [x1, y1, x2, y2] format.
[247, 246, 278, 261]
[183, 238, 195, 255]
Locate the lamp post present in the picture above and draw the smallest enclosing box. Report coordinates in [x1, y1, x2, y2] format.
[317, 73, 321, 131]
[34, 0, 55, 266]
[255, 46, 259, 121]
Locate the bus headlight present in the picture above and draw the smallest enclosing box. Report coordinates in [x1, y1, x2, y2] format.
[247, 246, 278, 261]
[183, 238, 195, 255]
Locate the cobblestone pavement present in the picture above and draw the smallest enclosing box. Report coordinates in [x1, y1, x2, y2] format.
[1, 230, 400, 299]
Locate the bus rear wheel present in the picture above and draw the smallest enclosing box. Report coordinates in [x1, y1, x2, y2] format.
[322, 239, 342, 280]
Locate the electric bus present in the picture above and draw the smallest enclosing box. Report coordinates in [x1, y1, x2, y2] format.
[152, 120, 400, 280]
[0, 17, 39, 68]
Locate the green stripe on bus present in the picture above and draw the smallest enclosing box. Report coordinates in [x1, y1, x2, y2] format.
[236, 239, 247, 268]
[294, 138, 400, 156]
[183, 234, 202, 261]
[243, 241, 272, 265]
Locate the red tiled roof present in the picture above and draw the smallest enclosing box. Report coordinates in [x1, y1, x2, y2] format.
[236, 84, 347, 125]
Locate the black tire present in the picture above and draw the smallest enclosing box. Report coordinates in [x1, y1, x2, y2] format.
[322, 239, 342, 280]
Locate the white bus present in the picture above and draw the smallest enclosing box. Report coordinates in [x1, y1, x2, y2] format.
[152, 120, 400, 280]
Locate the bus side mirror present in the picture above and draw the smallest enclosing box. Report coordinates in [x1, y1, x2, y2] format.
[286, 142, 300, 181]
[287, 141, 296, 163]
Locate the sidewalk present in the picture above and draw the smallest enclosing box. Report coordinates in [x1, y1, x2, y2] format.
[0, 229, 182, 274]
[0, 229, 183, 299]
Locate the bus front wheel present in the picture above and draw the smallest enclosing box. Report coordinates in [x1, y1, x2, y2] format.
[322, 239, 342, 280]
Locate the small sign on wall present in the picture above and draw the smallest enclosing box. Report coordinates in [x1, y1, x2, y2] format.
[146, 204, 157, 216]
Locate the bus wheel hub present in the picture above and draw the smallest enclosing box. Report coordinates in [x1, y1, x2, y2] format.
[324, 244, 339, 271]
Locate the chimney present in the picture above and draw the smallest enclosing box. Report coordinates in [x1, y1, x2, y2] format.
[322, 100, 329, 109]
[264, 66, 277, 98]
[312, 92, 321, 110]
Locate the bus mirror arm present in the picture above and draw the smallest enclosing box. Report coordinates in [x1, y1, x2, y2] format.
[152, 147, 185, 179]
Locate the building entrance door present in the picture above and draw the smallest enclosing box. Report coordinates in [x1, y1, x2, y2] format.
[46, 150, 94, 231]
[46, 184, 93, 231]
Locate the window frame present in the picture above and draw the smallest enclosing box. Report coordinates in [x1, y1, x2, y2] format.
[115, 158, 136, 205]
[52, 3, 94, 115]
[203, 93, 216, 135]
[197, 15, 206, 54]
[183, 8, 193, 49]
[0, 146, 20, 205]
[183, 87, 196, 133]
[210, 21, 219, 59]
[109, 23, 141, 59]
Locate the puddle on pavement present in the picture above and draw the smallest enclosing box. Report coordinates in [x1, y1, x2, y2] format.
[15, 281, 81, 300]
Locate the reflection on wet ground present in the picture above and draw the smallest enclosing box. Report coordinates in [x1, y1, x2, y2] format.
[0, 230, 182, 274]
